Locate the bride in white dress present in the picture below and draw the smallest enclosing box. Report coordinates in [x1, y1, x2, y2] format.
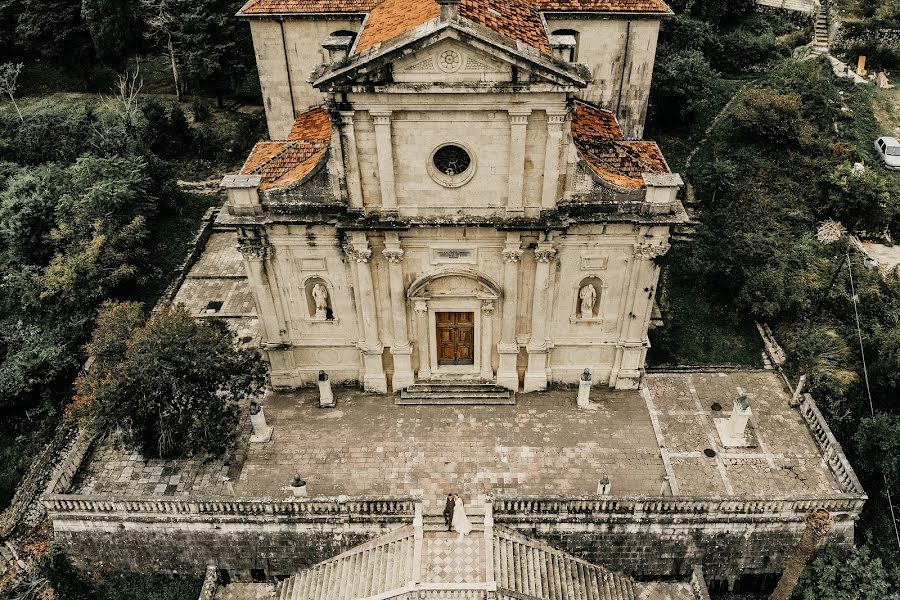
[451, 494, 473, 537]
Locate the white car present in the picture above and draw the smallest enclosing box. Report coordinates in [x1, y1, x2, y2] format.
[874, 136, 900, 170]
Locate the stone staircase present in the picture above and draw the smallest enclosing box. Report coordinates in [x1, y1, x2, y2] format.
[396, 381, 514, 405]
[811, 2, 831, 55]
[422, 506, 487, 532]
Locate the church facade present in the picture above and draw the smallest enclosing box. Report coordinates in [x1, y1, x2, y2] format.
[224, 0, 688, 393]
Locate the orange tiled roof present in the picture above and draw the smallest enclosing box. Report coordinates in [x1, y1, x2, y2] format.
[571, 101, 622, 140]
[241, 107, 332, 191]
[355, 0, 550, 54]
[239, 0, 669, 15]
[239, 0, 379, 14]
[571, 101, 669, 188]
[534, 0, 669, 13]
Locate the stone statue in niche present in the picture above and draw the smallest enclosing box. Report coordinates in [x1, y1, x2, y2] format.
[312, 283, 330, 320]
[579, 284, 597, 319]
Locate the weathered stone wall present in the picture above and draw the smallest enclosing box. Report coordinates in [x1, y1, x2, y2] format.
[52, 515, 399, 579]
[501, 516, 855, 584]
[544, 17, 661, 138]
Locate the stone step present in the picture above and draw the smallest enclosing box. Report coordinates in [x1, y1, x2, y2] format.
[398, 382, 514, 405]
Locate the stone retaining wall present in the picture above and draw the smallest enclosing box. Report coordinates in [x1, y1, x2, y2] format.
[494, 494, 862, 584]
[45, 496, 416, 578]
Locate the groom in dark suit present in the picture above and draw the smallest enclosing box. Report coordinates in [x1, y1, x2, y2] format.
[443, 493, 455, 531]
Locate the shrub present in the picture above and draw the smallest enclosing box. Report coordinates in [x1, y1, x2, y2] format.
[731, 88, 815, 147]
[77, 304, 267, 458]
[0, 100, 96, 165]
[792, 546, 900, 600]
[825, 162, 896, 234]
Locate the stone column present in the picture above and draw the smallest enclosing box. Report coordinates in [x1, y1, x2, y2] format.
[345, 234, 387, 393]
[614, 242, 668, 390]
[371, 110, 398, 214]
[480, 300, 496, 381]
[497, 234, 523, 391]
[340, 111, 364, 210]
[506, 109, 531, 215]
[383, 234, 414, 391]
[414, 300, 431, 380]
[541, 111, 566, 210]
[524, 240, 558, 393]
[238, 235, 286, 346]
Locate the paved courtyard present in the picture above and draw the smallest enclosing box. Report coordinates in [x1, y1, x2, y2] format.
[73, 371, 842, 510]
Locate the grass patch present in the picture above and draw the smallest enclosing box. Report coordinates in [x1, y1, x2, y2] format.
[92, 572, 203, 600]
[648, 275, 764, 367]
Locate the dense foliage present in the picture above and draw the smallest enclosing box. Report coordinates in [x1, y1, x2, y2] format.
[75, 303, 267, 458]
[30, 545, 202, 600]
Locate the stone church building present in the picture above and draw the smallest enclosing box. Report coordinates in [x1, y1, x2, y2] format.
[224, 0, 688, 393]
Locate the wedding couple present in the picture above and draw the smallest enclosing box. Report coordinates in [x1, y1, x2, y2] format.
[442, 493, 473, 536]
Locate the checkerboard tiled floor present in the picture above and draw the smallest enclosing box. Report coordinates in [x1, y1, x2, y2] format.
[422, 532, 485, 584]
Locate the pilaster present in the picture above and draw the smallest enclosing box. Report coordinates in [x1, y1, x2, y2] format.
[506, 110, 531, 215]
[237, 234, 287, 346]
[383, 233, 414, 391]
[344, 233, 388, 393]
[497, 234, 523, 391]
[340, 111, 364, 209]
[541, 111, 567, 210]
[480, 300, 496, 381]
[371, 110, 398, 214]
[414, 300, 431, 380]
[524, 239, 558, 393]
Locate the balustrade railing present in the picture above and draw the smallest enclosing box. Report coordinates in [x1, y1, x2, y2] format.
[43, 494, 417, 519]
[799, 393, 865, 495]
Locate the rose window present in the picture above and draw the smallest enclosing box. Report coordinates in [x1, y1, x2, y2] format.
[433, 145, 471, 177]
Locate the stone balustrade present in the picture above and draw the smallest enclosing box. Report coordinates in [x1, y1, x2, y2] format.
[43, 494, 417, 520]
[197, 565, 219, 600]
[799, 393, 865, 495]
[691, 565, 711, 600]
[493, 494, 865, 523]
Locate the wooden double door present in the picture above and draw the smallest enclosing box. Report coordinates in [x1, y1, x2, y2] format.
[436, 311, 475, 366]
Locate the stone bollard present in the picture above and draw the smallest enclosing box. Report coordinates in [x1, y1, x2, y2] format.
[249, 400, 273, 443]
[291, 474, 308, 497]
[596, 475, 611, 496]
[790, 375, 807, 408]
[577, 368, 592, 408]
[318, 370, 335, 408]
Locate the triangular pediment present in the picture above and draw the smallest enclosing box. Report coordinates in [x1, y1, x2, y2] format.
[313, 22, 588, 89]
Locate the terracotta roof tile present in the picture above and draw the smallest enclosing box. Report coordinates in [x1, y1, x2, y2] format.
[240, 0, 669, 15]
[571, 101, 669, 188]
[535, 0, 669, 13]
[239, 0, 379, 14]
[355, 0, 551, 55]
[571, 101, 623, 140]
[355, 0, 440, 53]
[241, 107, 332, 190]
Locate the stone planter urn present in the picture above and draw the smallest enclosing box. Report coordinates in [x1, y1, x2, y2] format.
[318, 370, 335, 408]
[577, 368, 592, 408]
[249, 400, 273, 443]
[597, 475, 611, 496]
[291, 474, 308, 497]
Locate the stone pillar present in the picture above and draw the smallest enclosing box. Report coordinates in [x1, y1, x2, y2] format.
[340, 111, 364, 210]
[480, 301, 496, 381]
[497, 234, 523, 391]
[506, 110, 531, 215]
[238, 235, 286, 346]
[524, 240, 558, 393]
[541, 111, 566, 210]
[345, 234, 388, 393]
[577, 368, 592, 408]
[414, 300, 431, 380]
[371, 110, 398, 214]
[383, 234, 414, 391]
[614, 242, 669, 390]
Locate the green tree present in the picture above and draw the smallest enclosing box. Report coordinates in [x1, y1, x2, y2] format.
[792, 546, 900, 599]
[81, 0, 145, 68]
[172, 0, 254, 105]
[15, 0, 95, 71]
[78, 304, 267, 458]
[825, 162, 895, 235]
[648, 50, 718, 129]
[855, 414, 900, 497]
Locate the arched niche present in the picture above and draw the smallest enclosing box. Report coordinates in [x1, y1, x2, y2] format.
[574, 276, 605, 321]
[304, 276, 335, 321]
